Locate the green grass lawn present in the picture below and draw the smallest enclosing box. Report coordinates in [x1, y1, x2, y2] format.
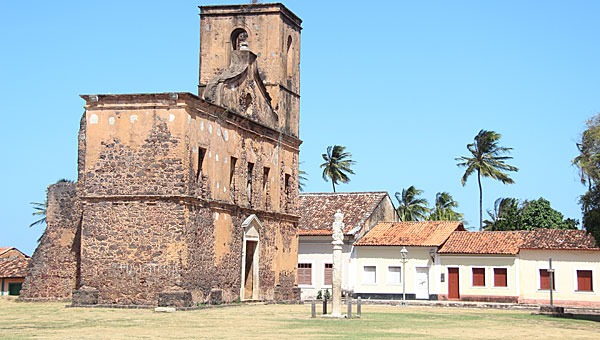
[1, 298, 599, 339]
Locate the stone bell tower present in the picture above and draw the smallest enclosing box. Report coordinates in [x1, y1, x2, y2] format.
[198, 3, 302, 137]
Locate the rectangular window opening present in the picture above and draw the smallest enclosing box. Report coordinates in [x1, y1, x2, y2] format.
[472, 268, 485, 287]
[263, 167, 270, 206]
[493, 268, 507, 287]
[298, 263, 312, 286]
[229, 157, 237, 187]
[539, 269, 555, 290]
[247, 162, 254, 205]
[196, 147, 206, 180]
[577, 270, 593, 292]
[363, 266, 376, 284]
[387, 266, 402, 285]
[324, 263, 333, 286]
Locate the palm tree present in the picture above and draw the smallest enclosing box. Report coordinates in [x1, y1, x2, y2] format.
[29, 200, 47, 228]
[483, 197, 520, 230]
[298, 169, 308, 192]
[395, 186, 429, 221]
[572, 115, 600, 190]
[456, 130, 518, 231]
[429, 192, 463, 221]
[320, 145, 356, 193]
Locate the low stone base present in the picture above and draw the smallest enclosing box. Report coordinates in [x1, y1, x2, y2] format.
[209, 289, 222, 305]
[72, 287, 99, 306]
[533, 306, 573, 318]
[274, 285, 301, 301]
[158, 290, 193, 308]
[540, 305, 564, 313]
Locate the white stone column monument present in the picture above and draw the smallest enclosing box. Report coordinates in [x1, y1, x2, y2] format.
[331, 209, 344, 317]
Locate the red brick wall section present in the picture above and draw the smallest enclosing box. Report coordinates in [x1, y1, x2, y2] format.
[19, 182, 81, 301]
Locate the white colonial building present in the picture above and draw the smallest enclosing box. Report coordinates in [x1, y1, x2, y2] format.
[296, 192, 397, 299]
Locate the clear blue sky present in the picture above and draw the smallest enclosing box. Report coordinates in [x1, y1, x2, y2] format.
[1, 1, 599, 255]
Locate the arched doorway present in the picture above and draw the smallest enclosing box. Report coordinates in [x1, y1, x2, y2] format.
[240, 214, 261, 300]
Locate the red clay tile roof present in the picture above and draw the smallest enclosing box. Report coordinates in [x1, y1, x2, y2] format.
[521, 229, 600, 251]
[438, 229, 600, 255]
[298, 192, 389, 236]
[0, 258, 30, 278]
[0, 247, 12, 256]
[438, 231, 527, 255]
[354, 221, 465, 247]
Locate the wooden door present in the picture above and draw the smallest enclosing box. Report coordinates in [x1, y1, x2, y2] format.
[244, 241, 257, 299]
[448, 268, 460, 300]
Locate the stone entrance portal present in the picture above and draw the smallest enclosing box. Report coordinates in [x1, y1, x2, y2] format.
[240, 215, 261, 300]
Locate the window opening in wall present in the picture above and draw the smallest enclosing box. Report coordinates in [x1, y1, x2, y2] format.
[231, 28, 248, 51]
[363, 266, 376, 284]
[263, 167, 270, 207]
[472, 268, 485, 287]
[247, 162, 254, 205]
[197, 147, 206, 180]
[286, 35, 293, 82]
[387, 266, 402, 285]
[493, 268, 507, 287]
[539, 269, 555, 290]
[285, 173, 291, 196]
[324, 263, 333, 286]
[577, 270, 593, 292]
[229, 157, 237, 188]
[284, 173, 291, 211]
[298, 263, 312, 285]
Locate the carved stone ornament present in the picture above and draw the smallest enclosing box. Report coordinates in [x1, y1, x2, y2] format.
[332, 209, 344, 245]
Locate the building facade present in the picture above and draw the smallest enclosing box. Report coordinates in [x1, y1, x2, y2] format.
[353, 221, 465, 300]
[437, 229, 600, 307]
[297, 192, 397, 299]
[20, 3, 303, 307]
[0, 247, 29, 296]
[351, 224, 600, 307]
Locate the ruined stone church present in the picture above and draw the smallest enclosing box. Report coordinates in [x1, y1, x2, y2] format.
[20, 3, 302, 306]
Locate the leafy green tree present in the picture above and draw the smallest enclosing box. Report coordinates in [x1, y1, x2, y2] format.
[580, 185, 600, 246]
[456, 130, 519, 231]
[395, 186, 429, 221]
[484, 197, 577, 231]
[573, 114, 600, 190]
[428, 192, 464, 221]
[520, 198, 578, 230]
[320, 145, 356, 193]
[574, 114, 600, 245]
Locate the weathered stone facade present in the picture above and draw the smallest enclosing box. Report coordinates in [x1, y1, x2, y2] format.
[20, 182, 81, 301]
[21, 3, 302, 306]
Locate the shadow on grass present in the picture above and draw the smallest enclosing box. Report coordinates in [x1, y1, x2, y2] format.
[564, 314, 600, 322]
